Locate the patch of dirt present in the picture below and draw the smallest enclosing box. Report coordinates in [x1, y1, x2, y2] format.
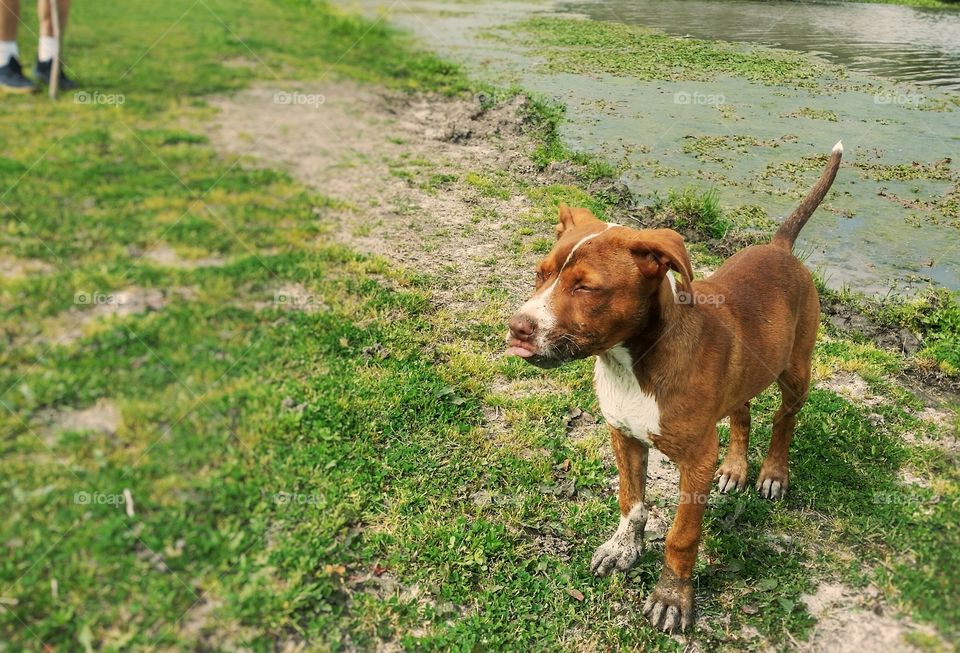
[58, 399, 122, 434]
[221, 56, 259, 69]
[520, 524, 574, 561]
[139, 243, 228, 269]
[37, 399, 122, 441]
[646, 448, 681, 502]
[175, 594, 259, 652]
[898, 467, 931, 487]
[800, 582, 948, 653]
[917, 405, 954, 429]
[208, 81, 624, 312]
[817, 371, 887, 408]
[0, 256, 55, 277]
[820, 300, 960, 402]
[490, 376, 574, 401]
[903, 421, 960, 458]
[43, 286, 192, 346]
[823, 301, 922, 357]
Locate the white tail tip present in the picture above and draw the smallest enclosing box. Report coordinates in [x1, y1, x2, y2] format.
[832, 140, 843, 154]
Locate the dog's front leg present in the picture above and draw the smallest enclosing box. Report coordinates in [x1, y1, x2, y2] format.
[644, 431, 718, 633]
[591, 426, 648, 576]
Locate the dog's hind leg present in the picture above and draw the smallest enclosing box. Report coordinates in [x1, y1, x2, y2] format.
[758, 293, 817, 500]
[757, 363, 811, 500]
[591, 426, 648, 576]
[715, 401, 750, 493]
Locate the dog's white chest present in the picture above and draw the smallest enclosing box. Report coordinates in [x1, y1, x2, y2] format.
[594, 346, 660, 447]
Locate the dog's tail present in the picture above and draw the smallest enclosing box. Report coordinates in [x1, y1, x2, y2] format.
[771, 141, 843, 250]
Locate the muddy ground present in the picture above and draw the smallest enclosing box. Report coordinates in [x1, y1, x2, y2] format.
[207, 80, 951, 652]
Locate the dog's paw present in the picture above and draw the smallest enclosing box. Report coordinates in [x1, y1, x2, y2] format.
[756, 466, 789, 500]
[590, 537, 640, 577]
[714, 459, 748, 494]
[643, 569, 695, 633]
[590, 503, 646, 577]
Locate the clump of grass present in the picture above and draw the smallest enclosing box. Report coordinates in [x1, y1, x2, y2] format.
[422, 172, 458, 193]
[655, 187, 731, 239]
[524, 96, 622, 184]
[465, 171, 512, 199]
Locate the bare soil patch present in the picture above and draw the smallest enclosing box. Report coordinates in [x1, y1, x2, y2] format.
[39, 398, 122, 440]
[140, 243, 228, 269]
[800, 582, 946, 653]
[208, 81, 605, 308]
[0, 256, 55, 277]
[818, 371, 887, 408]
[45, 286, 189, 346]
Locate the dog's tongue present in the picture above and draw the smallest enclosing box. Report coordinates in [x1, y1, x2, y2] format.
[505, 346, 534, 358]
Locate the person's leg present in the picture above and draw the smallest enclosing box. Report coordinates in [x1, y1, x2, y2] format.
[37, 0, 70, 62]
[34, 0, 75, 88]
[1, 0, 20, 63]
[0, 0, 35, 94]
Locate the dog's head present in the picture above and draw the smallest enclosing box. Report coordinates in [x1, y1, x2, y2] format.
[505, 204, 693, 368]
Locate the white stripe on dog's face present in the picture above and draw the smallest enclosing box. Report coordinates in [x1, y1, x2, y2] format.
[516, 277, 560, 350]
[516, 224, 620, 351]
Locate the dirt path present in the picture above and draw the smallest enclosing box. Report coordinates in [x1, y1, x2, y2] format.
[209, 82, 540, 303]
[207, 80, 944, 652]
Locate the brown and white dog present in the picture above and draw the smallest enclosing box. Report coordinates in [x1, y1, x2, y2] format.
[506, 142, 842, 632]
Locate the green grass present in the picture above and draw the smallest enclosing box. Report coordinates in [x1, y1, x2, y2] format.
[653, 187, 731, 239]
[1, 0, 958, 651]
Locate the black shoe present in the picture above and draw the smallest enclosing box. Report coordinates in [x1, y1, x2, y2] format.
[0, 57, 37, 94]
[34, 58, 77, 90]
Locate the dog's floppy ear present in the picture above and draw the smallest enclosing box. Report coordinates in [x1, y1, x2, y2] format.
[555, 203, 602, 239]
[628, 229, 695, 303]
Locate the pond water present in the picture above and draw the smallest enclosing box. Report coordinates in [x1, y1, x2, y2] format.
[344, 0, 960, 294]
[566, 0, 960, 90]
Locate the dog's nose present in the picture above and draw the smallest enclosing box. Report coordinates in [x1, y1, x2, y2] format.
[508, 314, 537, 341]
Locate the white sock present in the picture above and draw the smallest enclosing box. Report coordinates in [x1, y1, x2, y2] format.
[38, 36, 58, 63]
[0, 41, 18, 67]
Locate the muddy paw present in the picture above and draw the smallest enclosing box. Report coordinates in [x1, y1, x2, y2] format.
[714, 460, 748, 494]
[643, 569, 695, 633]
[590, 537, 640, 577]
[590, 504, 646, 577]
[756, 466, 788, 500]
